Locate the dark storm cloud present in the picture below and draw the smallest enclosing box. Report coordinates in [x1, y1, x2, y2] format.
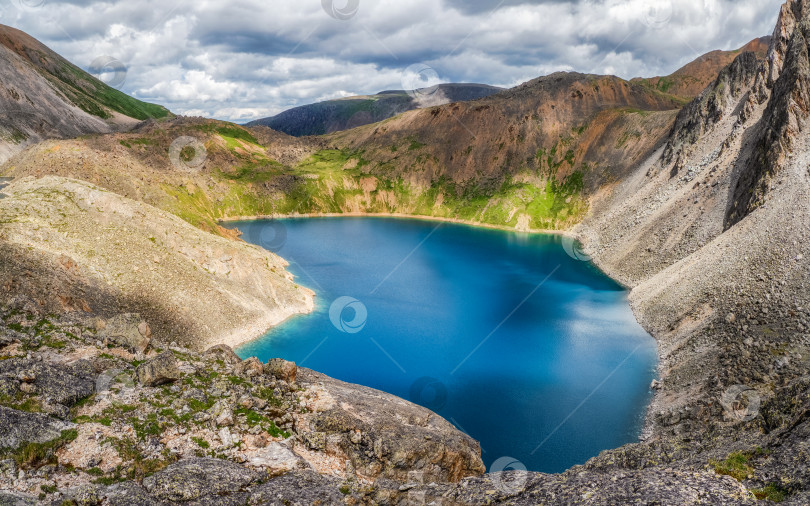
[0, 0, 785, 122]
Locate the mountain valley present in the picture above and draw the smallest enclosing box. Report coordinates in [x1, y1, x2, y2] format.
[2, 1, 810, 504]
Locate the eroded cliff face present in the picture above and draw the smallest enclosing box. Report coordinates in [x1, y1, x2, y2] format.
[662, 51, 762, 168]
[727, 0, 810, 227]
[569, 1, 810, 502]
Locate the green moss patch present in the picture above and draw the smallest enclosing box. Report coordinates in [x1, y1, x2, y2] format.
[712, 451, 754, 481]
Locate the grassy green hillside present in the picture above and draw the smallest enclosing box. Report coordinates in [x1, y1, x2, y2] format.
[0, 24, 170, 121]
[44, 58, 170, 120]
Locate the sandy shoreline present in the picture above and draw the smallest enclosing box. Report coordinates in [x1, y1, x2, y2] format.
[216, 298, 315, 352]
[218, 211, 573, 237]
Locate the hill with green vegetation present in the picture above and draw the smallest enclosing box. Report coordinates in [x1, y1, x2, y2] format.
[0, 23, 171, 164]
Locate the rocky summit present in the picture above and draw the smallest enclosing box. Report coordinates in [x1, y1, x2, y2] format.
[2, 0, 810, 504]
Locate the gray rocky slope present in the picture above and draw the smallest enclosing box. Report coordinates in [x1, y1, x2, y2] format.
[0, 176, 314, 351]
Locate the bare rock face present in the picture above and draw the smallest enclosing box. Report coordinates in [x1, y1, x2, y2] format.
[245, 442, 304, 472]
[99, 313, 152, 353]
[662, 50, 762, 167]
[265, 358, 296, 383]
[373, 467, 756, 505]
[142, 458, 261, 503]
[0, 357, 94, 407]
[0, 406, 74, 450]
[294, 368, 485, 483]
[96, 482, 159, 506]
[135, 351, 180, 387]
[234, 356, 263, 377]
[205, 344, 242, 365]
[0, 491, 40, 505]
[248, 471, 348, 505]
[727, 0, 810, 226]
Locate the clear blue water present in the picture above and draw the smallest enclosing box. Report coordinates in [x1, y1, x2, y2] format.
[228, 217, 658, 474]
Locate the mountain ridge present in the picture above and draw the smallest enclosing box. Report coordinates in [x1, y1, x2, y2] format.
[0, 23, 170, 164]
[246, 83, 504, 136]
[632, 36, 772, 99]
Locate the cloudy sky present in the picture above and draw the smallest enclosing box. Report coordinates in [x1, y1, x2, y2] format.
[0, 0, 783, 123]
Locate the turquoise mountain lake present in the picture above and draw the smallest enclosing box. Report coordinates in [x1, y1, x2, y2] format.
[229, 217, 658, 473]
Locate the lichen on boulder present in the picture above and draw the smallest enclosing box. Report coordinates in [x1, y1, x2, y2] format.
[135, 351, 180, 387]
[99, 313, 152, 354]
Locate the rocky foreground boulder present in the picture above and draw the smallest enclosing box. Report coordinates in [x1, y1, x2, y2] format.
[0, 407, 75, 452]
[99, 314, 152, 354]
[296, 368, 485, 483]
[142, 458, 262, 503]
[134, 352, 181, 387]
[0, 306, 488, 504]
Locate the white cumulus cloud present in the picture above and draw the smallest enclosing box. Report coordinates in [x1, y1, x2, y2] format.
[0, 0, 785, 122]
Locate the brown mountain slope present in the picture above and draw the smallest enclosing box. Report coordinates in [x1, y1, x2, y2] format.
[0, 24, 170, 164]
[1, 75, 686, 232]
[316, 73, 684, 229]
[333, 72, 682, 183]
[633, 36, 771, 99]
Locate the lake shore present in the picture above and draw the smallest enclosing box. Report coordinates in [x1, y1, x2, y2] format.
[218, 211, 574, 237]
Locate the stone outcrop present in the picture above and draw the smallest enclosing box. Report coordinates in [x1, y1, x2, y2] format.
[295, 368, 485, 483]
[99, 313, 152, 353]
[135, 351, 180, 386]
[0, 406, 74, 450]
[265, 357, 296, 383]
[246, 470, 348, 504]
[205, 344, 242, 365]
[0, 357, 94, 408]
[142, 458, 262, 503]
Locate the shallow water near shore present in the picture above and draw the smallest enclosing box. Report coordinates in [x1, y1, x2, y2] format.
[230, 217, 658, 473]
